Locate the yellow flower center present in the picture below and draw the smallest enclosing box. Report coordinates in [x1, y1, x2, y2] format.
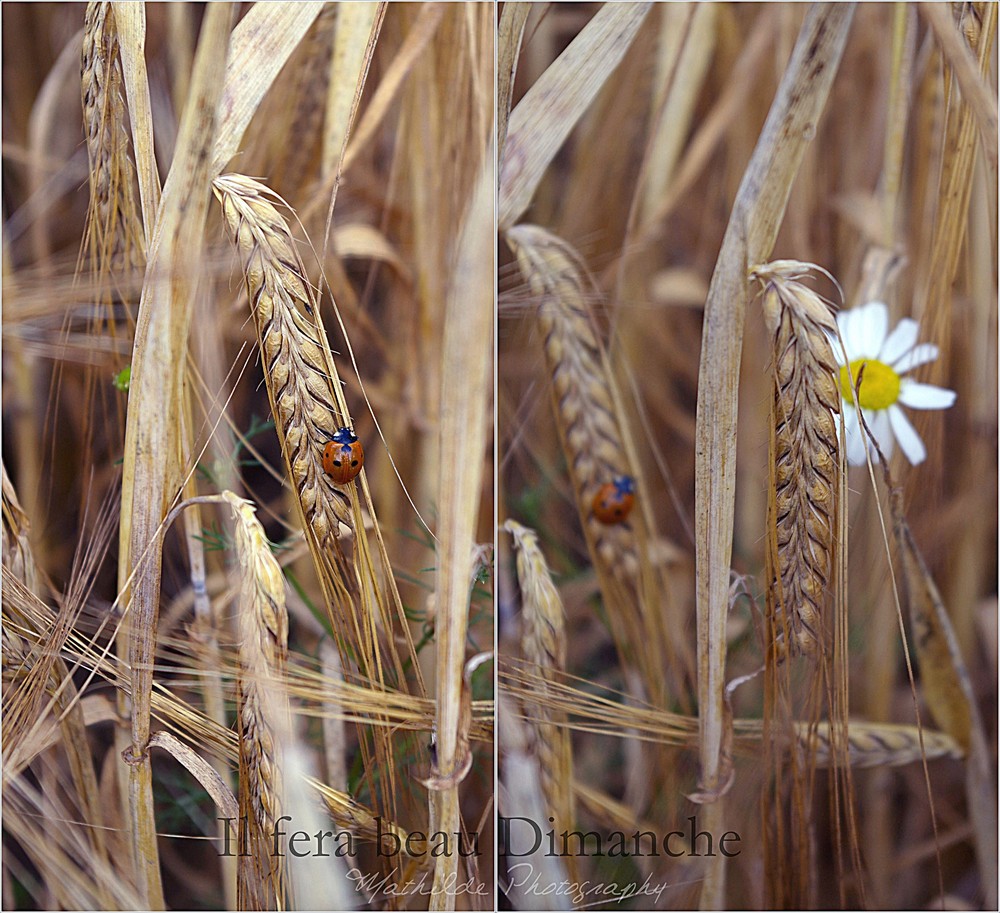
[839, 358, 900, 410]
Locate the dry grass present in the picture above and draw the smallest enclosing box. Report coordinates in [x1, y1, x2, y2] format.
[3, 2, 997, 910]
[2, 4, 492, 911]
[499, 4, 996, 910]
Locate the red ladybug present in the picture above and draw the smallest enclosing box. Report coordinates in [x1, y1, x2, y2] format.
[592, 475, 636, 525]
[322, 427, 364, 484]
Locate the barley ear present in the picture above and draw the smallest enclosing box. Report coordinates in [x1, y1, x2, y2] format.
[214, 174, 354, 544]
[505, 224, 638, 579]
[81, 1, 143, 271]
[506, 223, 680, 713]
[803, 721, 963, 769]
[505, 520, 577, 881]
[753, 261, 840, 658]
[224, 491, 291, 909]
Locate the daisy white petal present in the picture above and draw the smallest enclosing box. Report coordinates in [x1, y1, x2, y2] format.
[843, 405, 868, 465]
[869, 409, 894, 461]
[829, 329, 848, 365]
[834, 299, 955, 469]
[879, 317, 919, 364]
[888, 405, 927, 465]
[898, 381, 957, 410]
[857, 301, 889, 357]
[838, 302, 880, 358]
[892, 343, 939, 373]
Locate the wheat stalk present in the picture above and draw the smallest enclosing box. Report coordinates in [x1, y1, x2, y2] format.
[505, 222, 686, 762]
[81, 1, 142, 271]
[214, 174, 353, 544]
[803, 721, 963, 769]
[753, 260, 841, 657]
[502, 658, 963, 768]
[504, 221, 695, 854]
[505, 224, 638, 578]
[311, 779, 411, 848]
[504, 520, 576, 879]
[2, 463, 39, 596]
[224, 491, 290, 909]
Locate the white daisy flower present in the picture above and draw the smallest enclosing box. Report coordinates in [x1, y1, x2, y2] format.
[832, 300, 956, 466]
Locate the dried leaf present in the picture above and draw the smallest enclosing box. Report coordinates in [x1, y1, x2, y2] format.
[499, 3, 652, 230]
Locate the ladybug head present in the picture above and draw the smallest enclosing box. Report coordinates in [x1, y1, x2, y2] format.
[331, 426, 357, 445]
[612, 475, 636, 495]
